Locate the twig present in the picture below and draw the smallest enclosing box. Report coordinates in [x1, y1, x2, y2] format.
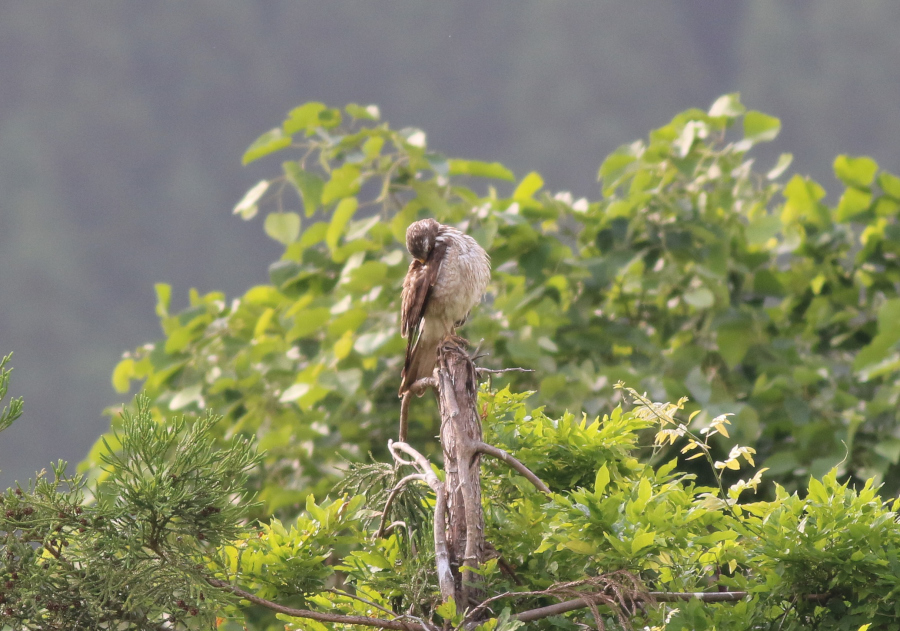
[327, 588, 398, 619]
[475, 367, 534, 376]
[389, 441, 455, 602]
[207, 578, 432, 630]
[512, 591, 748, 623]
[381, 521, 407, 537]
[474, 442, 551, 495]
[511, 590, 831, 624]
[375, 473, 426, 539]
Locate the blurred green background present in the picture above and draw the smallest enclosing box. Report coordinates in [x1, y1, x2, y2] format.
[1, 1, 899, 487]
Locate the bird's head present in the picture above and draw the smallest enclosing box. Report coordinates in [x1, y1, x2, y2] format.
[406, 218, 440, 262]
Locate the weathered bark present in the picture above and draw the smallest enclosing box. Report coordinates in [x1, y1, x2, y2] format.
[435, 338, 485, 609]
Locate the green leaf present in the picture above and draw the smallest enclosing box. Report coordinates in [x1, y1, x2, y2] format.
[154, 283, 172, 318]
[513, 172, 544, 201]
[448, 159, 514, 181]
[708, 93, 745, 118]
[233, 180, 270, 219]
[435, 598, 458, 622]
[717, 323, 753, 368]
[745, 215, 781, 246]
[326, 198, 358, 251]
[345, 103, 381, 120]
[283, 162, 324, 216]
[683, 287, 714, 309]
[781, 175, 828, 226]
[631, 530, 656, 554]
[879, 172, 900, 200]
[853, 299, 900, 371]
[169, 384, 203, 411]
[594, 464, 610, 494]
[874, 438, 900, 465]
[807, 477, 828, 504]
[321, 164, 361, 205]
[264, 212, 301, 245]
[834, 155, 878, 189]
[242, 129, 292, 165]
[283, 102, 335, 134]
[742, 110, 781, 143]
[767, 153, 793, 180]
[835, 188, 872, 222]
[112, 359, 135, 393]
[564, 539, 597, 555]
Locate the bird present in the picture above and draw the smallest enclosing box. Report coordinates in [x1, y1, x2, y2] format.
[399, 218, 491, 396]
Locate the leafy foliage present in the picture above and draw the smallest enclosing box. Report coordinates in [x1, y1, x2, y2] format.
[5, 96, 895, 628]
[89, 95, 900, 517]
[0, 391, 258, 629]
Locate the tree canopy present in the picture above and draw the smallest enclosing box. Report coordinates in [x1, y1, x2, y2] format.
[3, 95, 900, 629]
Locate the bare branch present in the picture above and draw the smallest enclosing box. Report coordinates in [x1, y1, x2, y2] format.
[475, 367, 534, 376]
[207, 578, 432, 631]
[512, 591, 749, 623]
[388, 441, 455, 602]
[375, 473, 426, 539]
[474, 441, 551, 495]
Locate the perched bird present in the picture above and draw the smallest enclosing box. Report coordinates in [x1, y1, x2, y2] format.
[399, 218, 491, 396]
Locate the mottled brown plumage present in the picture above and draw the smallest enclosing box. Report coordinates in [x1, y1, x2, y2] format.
[399, 219, 491, 396]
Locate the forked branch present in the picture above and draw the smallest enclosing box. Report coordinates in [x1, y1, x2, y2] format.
[389, 441, 455, 602]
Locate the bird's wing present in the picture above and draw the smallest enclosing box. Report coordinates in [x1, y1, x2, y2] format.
[400, 240, 448, 341]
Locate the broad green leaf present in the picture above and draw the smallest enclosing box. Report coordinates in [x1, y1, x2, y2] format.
[879, 172, 900, 199]
[448, 159, 514, 181]
[242, 129, 292, 165]
[326, 198, 358, 251]
[169, 384, 203, 411]
[833, 155, 878, 189]
[631, 531, 656, 554]
[717, 323, 753, 368]
[807, 476, 828, 504]
[835, 188, 872, 222]
[279, 383, 310, 403]
[683, 287, 714, 309]
[283, 102, 341, 134]
[514, 172, 544, 201]
[111, 358, 134, 393]
[708, 93, 745, 118]
[742, 110, 781, 143]
[563, 539, 597, 555]
[781, 175, 828, 226]
[283, 162, 324, 216]
[264, 212, 301, 245]
[321, 164, 361, 205]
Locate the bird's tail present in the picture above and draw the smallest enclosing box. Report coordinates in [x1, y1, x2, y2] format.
[399, 327, 441, 397]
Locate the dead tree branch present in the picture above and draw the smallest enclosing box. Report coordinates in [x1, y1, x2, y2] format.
[206, 578, 435, 631]
[474, 441, 551, 495]
[436, 339, 486, 610]
[389, 441, 455, 603]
